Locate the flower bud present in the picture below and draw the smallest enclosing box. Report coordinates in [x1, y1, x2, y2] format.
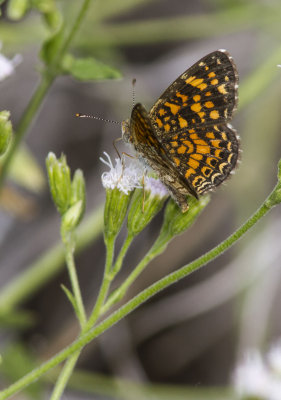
[70, 169, 86, 223]
[7, 0, 29, 20]
[100, 152, 144, 243]
[161, 195, 210, 238]
[61, 200, 84, 236]
[46, 152, 71, 215]
[127, 178, 168, 237]
[0, 111, 12, 156]
[104, 188, 132, 244]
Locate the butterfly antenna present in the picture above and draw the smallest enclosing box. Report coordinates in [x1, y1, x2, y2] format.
[75, 113, 121, 125]
[132, 78, 136, 107]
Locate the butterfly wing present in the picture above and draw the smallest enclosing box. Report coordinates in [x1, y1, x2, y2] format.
[149, 50, 238, 135]
[148, 49, 239, 195]
[129, 103, 198, 209]
[160, 123, 239, 195]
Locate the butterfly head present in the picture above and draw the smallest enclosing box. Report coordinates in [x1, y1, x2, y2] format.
[121, 119, 131, 143]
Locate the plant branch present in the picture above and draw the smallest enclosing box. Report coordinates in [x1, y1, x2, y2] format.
[0, 185, 277, 399]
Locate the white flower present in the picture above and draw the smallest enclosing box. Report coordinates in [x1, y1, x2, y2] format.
[100, 152, 143, 195]
[0, 42, 22, 82]
[268, 341, 281, 375]
[144, 176, 169, 198]
[233, 351, 272, 399]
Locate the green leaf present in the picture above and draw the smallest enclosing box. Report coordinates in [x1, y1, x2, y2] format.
[61, 284, 79, 317]
[0, 110, 13, 156]
[40, 24, 64, 65]
[62, 54, 122, 81]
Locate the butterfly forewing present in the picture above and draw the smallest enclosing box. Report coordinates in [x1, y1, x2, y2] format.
[149, 50, 238, 135]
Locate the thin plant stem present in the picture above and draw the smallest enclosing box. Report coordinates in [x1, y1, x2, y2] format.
[0, 190, 275, 400]
[59, 0, 93, 58]
[101, 241, 160, 315]
[64, 236, 86, 327]
[109, 233, 134, 278]
[49, 352, 80, 400]
[0, 74, 53, 190]
[0, 204, 103, 313]
[84, 236, 115, 330]
[0, 0, 95, 191]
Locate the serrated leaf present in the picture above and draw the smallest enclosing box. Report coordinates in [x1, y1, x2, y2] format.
[40, 24, 64, 65]
[62, 55, 122, 81]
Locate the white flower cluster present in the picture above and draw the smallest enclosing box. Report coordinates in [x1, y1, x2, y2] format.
[100, 153, 169, 199]
[0, 42, 22, 82]
[144, 176, 168, 198]
[100, 152, 143, 195]
[233, 340, 281, 400]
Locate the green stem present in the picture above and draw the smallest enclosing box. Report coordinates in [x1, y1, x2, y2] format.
[0, 193, 274, 400]
[0, 73, 53, 190]
[0, 0, 94, 191]
[64, 236, 86, 327]
[59, 0, 92, 58]
[49, 352, 80, 400]
[101, 240, 159, 314]
[84, 237, 115, 331]
[0, 204, 103, 313]
[109, 233, 134, 278]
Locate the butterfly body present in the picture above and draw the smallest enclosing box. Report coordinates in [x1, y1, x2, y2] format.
[122, 50, 239, 212]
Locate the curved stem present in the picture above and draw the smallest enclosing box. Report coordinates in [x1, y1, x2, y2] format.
[84, 236, 115, 330]
[0, 0, 94, 191]
[109, 233, 134, 278]
[0, 204, 103, 313]
[64, 236, 86, 327]
[0, 74, 53, 190]
[49, 352, 80, 400]
[0, 195, 274, 400]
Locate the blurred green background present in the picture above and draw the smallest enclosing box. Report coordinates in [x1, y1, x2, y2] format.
[1, 0, 281, 399]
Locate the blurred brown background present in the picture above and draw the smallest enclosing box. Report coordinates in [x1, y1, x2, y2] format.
[1, 0, 281, 398]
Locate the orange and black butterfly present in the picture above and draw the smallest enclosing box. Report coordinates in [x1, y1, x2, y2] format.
[122, 49, 239, 212]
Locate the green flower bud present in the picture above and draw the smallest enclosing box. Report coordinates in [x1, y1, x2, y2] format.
[61, 200, 84, 236]
[104, 188, 132, 244]
[0, 111, 12, 156]
[149, 195, 210, 257]
[161, 195, 210, 238]
[31, 0, 54, 13]
[46, 152, 71, 215]
[7, 0, 29, 20]
[70, 169, 86, 225]
[43, 9, 62, 30]
[127, 178, 168, 237]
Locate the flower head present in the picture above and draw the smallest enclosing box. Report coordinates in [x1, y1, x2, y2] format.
[0, 42, 22, 82]
[100, 152, 143, 195]
[144, 176, 169, 198]
[127, 176, 169, 237]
